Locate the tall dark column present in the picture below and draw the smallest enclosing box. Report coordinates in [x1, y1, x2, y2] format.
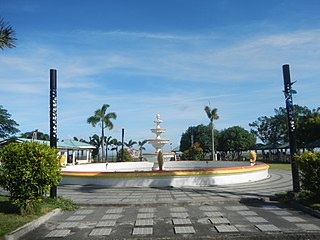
[282, 64, 300, 192]
[121, 128, 124, 162]
[50, 69, 58, 198]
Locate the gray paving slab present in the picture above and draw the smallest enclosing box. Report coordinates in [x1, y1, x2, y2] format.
[174, 226, 195, 234]
[15, 170, 320, 240]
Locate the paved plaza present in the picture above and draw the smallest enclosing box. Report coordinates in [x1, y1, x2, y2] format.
[13, 170, 320, 239]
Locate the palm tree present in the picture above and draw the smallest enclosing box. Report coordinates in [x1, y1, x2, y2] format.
[89, 134, 101, 161]
[104, 136, 113, 161]
[87, 104, 117, 162]
[110, 138, 121, 161]
[138, 140, 147, 161]
[204, 105, 219, 160]
[125, 139, 137, 148]
[0, 18, 16, 50]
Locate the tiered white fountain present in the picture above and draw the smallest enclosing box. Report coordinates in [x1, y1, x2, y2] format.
[143, 114, 175, 162]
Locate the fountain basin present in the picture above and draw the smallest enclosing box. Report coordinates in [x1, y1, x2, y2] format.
[60, 161, 269, 187]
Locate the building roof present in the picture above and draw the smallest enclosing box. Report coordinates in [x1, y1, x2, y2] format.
[0, 137, 96, 150]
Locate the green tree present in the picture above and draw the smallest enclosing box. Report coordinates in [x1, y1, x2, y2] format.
[180, 124, 217, 157]
[117, 148, 132, 162]
[20, 131, 49, 140]
[110, 138, 121, 160]
[0, 142, 61, 213]
[87, 104, 117, 161]
[104, 136, 113, 161]
[204, 105, 219, 160]
[138, 140, 147, 160]
[250, 105, 320, 146]
[125, 139, 137, 148]
[0, 18, 16, 50]
[182, 142, 204, 160]
[89, 134, 101, 160]
[0, 105, 19, 138]
[219, 126, 256, 160]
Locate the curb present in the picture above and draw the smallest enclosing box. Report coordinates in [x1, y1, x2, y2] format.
[4, 208, 61, 240]
[290, 202, 320, 219]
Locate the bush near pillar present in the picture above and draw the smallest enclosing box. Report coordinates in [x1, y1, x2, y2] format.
[0, 142, 61, 214]
[296, 151, 320, 198]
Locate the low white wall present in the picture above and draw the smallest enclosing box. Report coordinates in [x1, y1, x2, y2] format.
[163, 161, 248, 170]
[63, 162, 154, 172]
[60, 168, 269, 187]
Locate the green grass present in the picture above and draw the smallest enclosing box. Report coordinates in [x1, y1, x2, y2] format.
[266, 163, 292, 171]
[0, 195, 77, 239]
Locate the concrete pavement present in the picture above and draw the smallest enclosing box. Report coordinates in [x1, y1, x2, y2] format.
[13, 170, 320, 239]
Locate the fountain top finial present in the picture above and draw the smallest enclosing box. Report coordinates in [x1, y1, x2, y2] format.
[154, 113, 162, 128]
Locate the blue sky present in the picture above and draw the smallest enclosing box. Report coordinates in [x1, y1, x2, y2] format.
[1, 0, 320, 152]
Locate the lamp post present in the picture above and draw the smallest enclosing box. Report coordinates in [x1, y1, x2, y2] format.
[282, 64, 300, 192]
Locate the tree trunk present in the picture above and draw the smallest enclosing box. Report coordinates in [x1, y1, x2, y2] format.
[211, 123, 216, 161]
[101, 121, 105, 162]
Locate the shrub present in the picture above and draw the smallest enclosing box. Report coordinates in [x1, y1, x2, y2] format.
[296, 151, 320, 198]
[117, 148, 132, 162]
[182, 142, 204, 160]
[0, 142, 61, 213]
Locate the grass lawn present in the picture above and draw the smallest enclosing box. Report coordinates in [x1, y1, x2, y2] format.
[266, 163, 292, 171]
[0, 195, 77, 239]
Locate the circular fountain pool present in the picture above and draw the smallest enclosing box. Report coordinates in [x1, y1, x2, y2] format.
[60, 161, 269, 187]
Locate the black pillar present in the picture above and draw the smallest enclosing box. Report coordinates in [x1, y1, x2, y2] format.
[50, 69, 58, 198]
[121, 128, 124, 162]
[282, 64, 300, 192]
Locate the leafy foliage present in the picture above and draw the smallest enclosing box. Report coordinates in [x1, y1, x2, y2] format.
[219, 126, 256, 160]
[87, 104, 117, 161]
[0, 142, 61, 213]
[117, 148, 132, 162]
[180, 124, 216, 155]
[296, 151, 320, 198]
[0, 18, 16, 50]
[0, 105, 19, 138]
[20, 131, 49, 140]
[182, 142, 204, 160]
[249, 105, 320, 146]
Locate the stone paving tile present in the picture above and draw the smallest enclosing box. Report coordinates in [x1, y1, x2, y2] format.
[170, 207, 187, 212]
[171, 212, 189, 218]
[101, 214, 122, 220]
[270, 210, 292, 215]
[132, 227, 153, 235]
[57, 222, 79, 229]
[135, 219, 154, 226]
[296, 224, 320, 231]
[237, 211, 258, 216]
[89, 228, 112, 236]
[174, 226, 196, 234]
[172, 218, 192, 225]
[139, 208, 155, 213]
[282, 216, 306, 222]
[255, 224, 281, 232]
[106, 208, 123, 214]
[74, 209, 94, 215]
[246, 217, 268, 223]
[45, 229, 71, 238]
[137, 213, 154, 219]
[215, 225, 239, 233]
[204, 211, 224, 217]
[209, 217, 230, 224]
